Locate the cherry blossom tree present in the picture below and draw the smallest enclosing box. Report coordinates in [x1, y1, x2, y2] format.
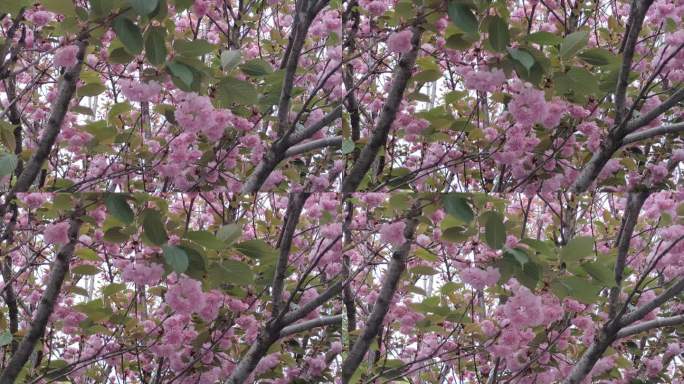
[0, 0, 682, 383]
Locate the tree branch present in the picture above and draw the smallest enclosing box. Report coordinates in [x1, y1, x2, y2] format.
[0, 37, 87, 218]
[626, 88, 684, 132]
[617, 314, 684, 339]
[614, 0, 653, 125]
[283, 136, 342, 158]
[619, 278, 684, 327]
[0, 212, 83, 384]
[622, 122, 684, 145]
[340, 205, 421, 382]
[272, 192, 309, 316]
[608, 191, 648, 318]
[279, 314, 343, 338]
[341, 25, 423, 193]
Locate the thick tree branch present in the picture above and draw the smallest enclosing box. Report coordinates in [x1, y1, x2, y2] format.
[341, 25, 423, 193]
[626, 88, 684, 132]
[0, 37, 87, 218]
[614, 0, 653, 125]
[0, 213, 83, 384]
[340, 205, 421, 382]
[279, 314, 343, 338]
[619, 278, 684, 327]
[622, 122, 684, 145]
[608, 191, 648, 318]
[283, 136, 342, 158]
[617, 314, 684, 339]
[240, 106, 342, 194]
[272, 192, 309, 316]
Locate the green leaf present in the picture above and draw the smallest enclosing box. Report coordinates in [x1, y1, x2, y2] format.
[482, 211, 506, 249]
[559, 30, 589, 60]
[527, 31, 562, 45]
[447, 2, 479, 36]
[215, 77, 258, 107]
[560, 236, 594, 264]
[577, 48, 616, 66]
[166, 60, 193, 87]
[217, 224, 242, 245]
[341, 139, 355, 154]
[221, 50, 242, 71]
[0, 153, 18, 177]
[162, 245, 189, 273]
[234, 239, 278, 259]
[145, 26, 167, 66]
[142, 209, 168, 246]
[113, 17, 143, 55]
[90, 0, 114, 18]
[506, 247, 529, 266]
[72, 265, 100, 275]
[0, 120, 16, 153]
[517, 261, 541, 290]
[77, 83, 106, 97]
[507, 47, 535, 70]
[240, 59, 273, 77]
[181, 245, 207, 279]
[127, 0, 159, 15]
[174, 39, 216, 57]
[442, 194, 474, 223]
[581, 262, 616, 287]
[552, 276, 602, 304]
[104, 227, 130, 243]
[411, 265, 439, 275]
[105, 194, 134, 224]
[42, 0, 76, 16]
[214, 260, 254, 285]
[102, 283, 126, 297]
[172, 0, 193, 10]
[186, 230, 225, 250]
[0, 330, 12, 346]
[487, 16, 509, 52]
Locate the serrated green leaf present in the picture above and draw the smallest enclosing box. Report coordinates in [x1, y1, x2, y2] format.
[527, 31, 562, 45]
[442, 194, 474, 223]
[113, 17, 143, 55]
[447, 2, 479, 36]
[507, 47, 535, 70]
[127, 0, 159, 16]
[162, 244, 189, 273]
[105, 194, 134, 224]
[145, 26, 167, 66]
[488, 16, 509, 52]
[234, 239, 278, 259]
[341, 139, 355, 154]
[72, 265, 100, 275]
[142, 209, 168, 246]
[186, 230, 225, 250]
[240, 59, 273, 77]
[560, 30, 589, 60]
[0, 153, 18, 177]
[221, 50, 242, 71]
[560, 236, 594, 264]
[166, 60, 193, 87]
[215, 77, 258, 107]
[217, 224, 242, 245]
[174, 39, 216, 57]
[482, 211, 506, 249]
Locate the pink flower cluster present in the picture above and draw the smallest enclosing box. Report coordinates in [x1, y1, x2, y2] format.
[387, 30, 413, 54]
[54, 45, 79, 68]
[44, 221, 70, 245]
[122, 262, 164, 286]
[461, 68, 506, 92]
[174, 92, 235, 141]
[459, 266, 500, 290]
[120, 79, 162, 102]
[380, 221, 406, 246]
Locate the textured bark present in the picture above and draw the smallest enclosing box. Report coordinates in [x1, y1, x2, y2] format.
[341, 26, 423, 193]
[0, 213, 83, 384]
[340, 206, 421, 382]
